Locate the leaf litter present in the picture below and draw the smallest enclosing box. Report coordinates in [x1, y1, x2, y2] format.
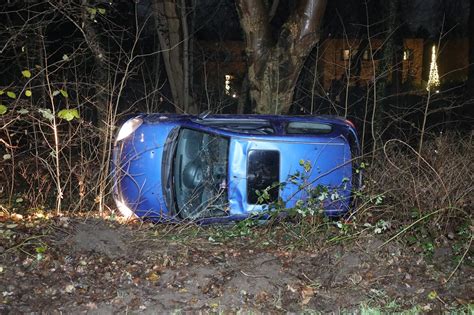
[0, 213, 472, 313]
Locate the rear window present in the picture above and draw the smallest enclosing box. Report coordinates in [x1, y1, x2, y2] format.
[286, 122, 332, 135]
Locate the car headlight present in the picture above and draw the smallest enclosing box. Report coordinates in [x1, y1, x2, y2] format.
[116, 117, 143, 142]
[115, 197, 137, 219]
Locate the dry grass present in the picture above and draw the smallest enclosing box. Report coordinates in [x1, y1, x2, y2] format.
[362, 133, 473, 228]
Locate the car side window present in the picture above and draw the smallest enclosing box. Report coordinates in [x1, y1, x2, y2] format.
[196, 119, 275, 135]
[286, 122, 332, 135]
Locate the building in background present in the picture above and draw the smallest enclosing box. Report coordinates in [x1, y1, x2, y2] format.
[317, 38, 424, 90]
[195, 38, 469, 98]
[194, 41, 246, 100]
[434, 38, 470, 84]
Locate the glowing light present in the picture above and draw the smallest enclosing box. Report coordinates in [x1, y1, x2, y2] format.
[427, 45, 440, 91]
[403, 48, 412, 61]
[116, 117, 143, 142]
[115, 197, 136, 219]
[342, 49, 350, 61]
[224, 74, 233, 95]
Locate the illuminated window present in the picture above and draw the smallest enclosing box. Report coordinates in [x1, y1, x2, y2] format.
[403, 49, 413, 61]
[341, 49, 362, 61]
[224, 74, 233, 96]
[341, 49, 350, 61]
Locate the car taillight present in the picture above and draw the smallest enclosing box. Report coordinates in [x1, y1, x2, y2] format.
[345, 119, 356, 129]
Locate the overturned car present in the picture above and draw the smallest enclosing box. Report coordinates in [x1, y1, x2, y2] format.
[112, 114, 361, 222]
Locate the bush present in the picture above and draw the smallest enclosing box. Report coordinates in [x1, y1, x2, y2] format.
[0, 102, 102, 212]
[362, 133, 473, 228]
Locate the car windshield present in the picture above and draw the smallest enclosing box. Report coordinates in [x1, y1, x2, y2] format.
[173, 129, 229, 219]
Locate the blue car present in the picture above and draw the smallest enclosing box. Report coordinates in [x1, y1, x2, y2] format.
[112, 114, 361, 222]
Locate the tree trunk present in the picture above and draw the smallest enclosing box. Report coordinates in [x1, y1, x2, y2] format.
[152, 0, 196, 114]
[236, 0, 327, 114]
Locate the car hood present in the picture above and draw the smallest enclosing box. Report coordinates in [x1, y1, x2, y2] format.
[114, 122, 178, 219]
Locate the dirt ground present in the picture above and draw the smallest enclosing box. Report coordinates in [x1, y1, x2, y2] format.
[0, 215, 473, 313]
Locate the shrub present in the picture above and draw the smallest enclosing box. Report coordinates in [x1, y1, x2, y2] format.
[362, 132, 473, 228]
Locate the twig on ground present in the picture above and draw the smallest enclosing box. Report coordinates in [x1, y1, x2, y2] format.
[240, 270, 267, 278]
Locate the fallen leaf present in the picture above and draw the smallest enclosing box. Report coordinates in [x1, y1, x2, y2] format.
[65, 284, 75, 293]
[147, 272, 160, 282]
[287, 284, 297, 293]
[427, 290, 437, 300]
[209, 302, 219, 309]
[301, 286, 314, 305]
[349, 273, 363, 284]
[255, 290, 269, 303]
[422, 303, 432, 311]
[86, 302, 97, 310]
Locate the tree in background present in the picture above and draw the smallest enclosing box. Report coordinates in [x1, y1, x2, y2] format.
[236, 0, 327, 114]
[371, 0, 404, 151]
[152, 0, 197, 114]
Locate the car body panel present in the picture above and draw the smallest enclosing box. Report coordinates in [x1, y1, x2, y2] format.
[227, 137, 350, 216]
[112, 114, 360, 222]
